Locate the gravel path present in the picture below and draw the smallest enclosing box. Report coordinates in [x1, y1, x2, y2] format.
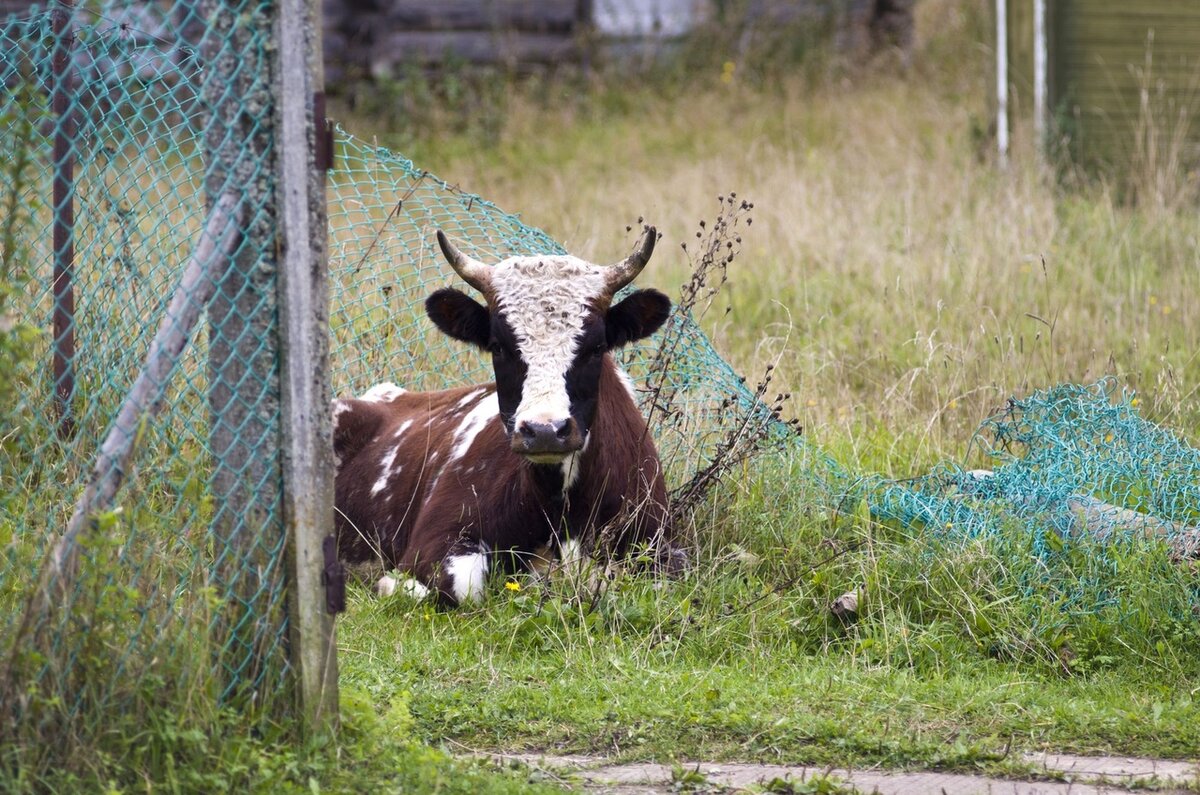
[489, 752, 1200, 794]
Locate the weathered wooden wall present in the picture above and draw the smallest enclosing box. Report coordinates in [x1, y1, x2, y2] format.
[323, 0, 588, 80]
[0, 0, 36, 18]
[1057, 1, 1200, 167]
[1009, 0, 1200, 168]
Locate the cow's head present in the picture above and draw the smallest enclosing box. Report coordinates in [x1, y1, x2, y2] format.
[426, 228, 670, 463]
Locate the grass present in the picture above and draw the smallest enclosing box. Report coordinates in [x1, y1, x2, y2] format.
[335, 450, 1200, 773]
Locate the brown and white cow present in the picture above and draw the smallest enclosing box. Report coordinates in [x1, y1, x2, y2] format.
[333, 228, 682, 606]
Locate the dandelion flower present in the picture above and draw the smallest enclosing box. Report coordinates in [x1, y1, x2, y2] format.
[505, 580, 521, 592]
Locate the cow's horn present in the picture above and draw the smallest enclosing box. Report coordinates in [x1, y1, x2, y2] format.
[605, 226, 656, 293]
[436, 230, 491, 293]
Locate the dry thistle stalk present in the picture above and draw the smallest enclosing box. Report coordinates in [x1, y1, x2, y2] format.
[634, 194, 801, 526]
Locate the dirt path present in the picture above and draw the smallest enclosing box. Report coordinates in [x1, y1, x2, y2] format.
[490, 752, 1200, 794]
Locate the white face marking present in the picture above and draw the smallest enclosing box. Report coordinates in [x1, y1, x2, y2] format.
[371, 444, 402, 497]
[360, 382, 406, 402]
[487, 256, 609, 427]
[448, 392, 499, 463]
[446, 552, 488, 603]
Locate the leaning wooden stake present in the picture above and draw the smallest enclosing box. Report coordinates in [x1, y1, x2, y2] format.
[49, 192, 242, 587]
[1065, 496, 1200, 561]
[1, 192, 242, 709]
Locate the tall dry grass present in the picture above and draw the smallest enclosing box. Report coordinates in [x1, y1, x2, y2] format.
[337, 0, 1200, 474]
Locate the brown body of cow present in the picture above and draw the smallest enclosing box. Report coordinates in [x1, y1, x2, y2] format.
[332, 228, 680, 606]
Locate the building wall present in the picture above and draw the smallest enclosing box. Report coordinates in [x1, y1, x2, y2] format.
[1055, 0, 1200, 167]
[1009, 1, 1200, 168]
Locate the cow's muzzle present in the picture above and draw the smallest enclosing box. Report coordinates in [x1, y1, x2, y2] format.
[513, 417, 584, 461]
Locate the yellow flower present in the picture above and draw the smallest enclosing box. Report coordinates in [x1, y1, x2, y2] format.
[1131, 397, 1141, 407]
[1104, 433, 1114, 443]
[1163, 305, 1173, 315]
[1149, 295, 1158, 305]
[505, 580, 521, 592]
[721, 60, 735, 85]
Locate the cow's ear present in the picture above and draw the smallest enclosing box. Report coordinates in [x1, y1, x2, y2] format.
[606, 289, 671, 349]
[426, 288, 490, 349]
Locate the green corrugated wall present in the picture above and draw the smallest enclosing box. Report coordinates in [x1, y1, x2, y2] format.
[1008, 0, 1200, 169]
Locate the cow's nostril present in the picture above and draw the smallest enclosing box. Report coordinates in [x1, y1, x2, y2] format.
[554, 419, 572, 439]
[519, 423, 537, 439]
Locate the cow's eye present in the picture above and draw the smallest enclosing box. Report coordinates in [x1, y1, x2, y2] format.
[490, 342, 508, 360]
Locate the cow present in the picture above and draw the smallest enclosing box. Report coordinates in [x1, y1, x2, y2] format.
[332, 228, 683, 606]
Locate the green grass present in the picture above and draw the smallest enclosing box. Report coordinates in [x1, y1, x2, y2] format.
[338, 448, 1200, 771]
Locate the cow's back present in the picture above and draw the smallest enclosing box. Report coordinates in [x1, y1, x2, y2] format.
[333, 381, 504, 564]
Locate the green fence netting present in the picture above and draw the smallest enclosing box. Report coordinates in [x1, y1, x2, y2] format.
[0, 0, 291, 743]
[3, 0, 1200, 772]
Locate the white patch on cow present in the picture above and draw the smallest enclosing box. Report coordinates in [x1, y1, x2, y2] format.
[371, 444, 402, 496]
[332, 399, 352, 429]
[360, 382, 407, 402]
[375, 574, 398, 597]
[455, 388, 485, 410]
[614, 365, 639, 403]
[559, 431, 590, 494]
[448, 392, 499, 463]
[376, 574, 430, 600]
[560, 538, 583, 569]
[487, 256, 609, 427]
[446, 551, 488, 603]
[402, 577, 431, 600]
[393, 418, 414, 440]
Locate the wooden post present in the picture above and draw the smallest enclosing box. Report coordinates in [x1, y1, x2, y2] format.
[1032, 0, 1047, 159]
[201, 0, 286, 709]
[275, 0, 337, 731]
[995, 0, 1008, 167]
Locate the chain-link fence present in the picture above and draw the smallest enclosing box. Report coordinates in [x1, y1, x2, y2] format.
[0, 0, 334, 778]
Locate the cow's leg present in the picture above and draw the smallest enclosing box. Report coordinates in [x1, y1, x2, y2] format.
[375, 573, 430, 600]
[403, 535, 490, 607]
